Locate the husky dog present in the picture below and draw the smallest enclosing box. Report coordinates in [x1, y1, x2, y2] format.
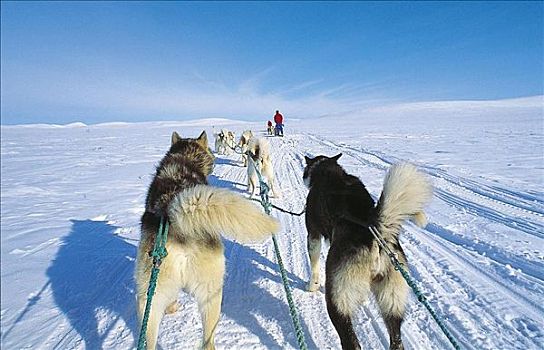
[237, 130, 253, 166]
[224, 130, 236, 154]
[136, 131, 280, 350]
[214, 131, 222, 154]
[214, 129, 236, 155]
[303, 154, 432, 350]
[246, 137, 281, 199]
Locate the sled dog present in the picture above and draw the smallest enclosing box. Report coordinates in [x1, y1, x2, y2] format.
[303, 154, 432, 350]
[136, 131, 280, 350]
[246, 137, 281, 199]
[238, 130, 253, 166]
[225, 130, 236, 153]
[214, 129, 236, 155]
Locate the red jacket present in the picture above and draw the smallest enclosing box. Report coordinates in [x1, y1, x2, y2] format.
[267, 120, 273, 127]
[274, 113, 283, 124]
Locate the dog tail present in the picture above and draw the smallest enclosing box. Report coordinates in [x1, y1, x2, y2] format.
[168, 185, 280, 243]
[250, 137, 271, 161]
[376, 163, 433, 241]
[257, 137, 270, 155]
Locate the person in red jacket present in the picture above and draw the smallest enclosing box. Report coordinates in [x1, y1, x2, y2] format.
[267, 120, 273, 135]
[273, 110, 284, 136]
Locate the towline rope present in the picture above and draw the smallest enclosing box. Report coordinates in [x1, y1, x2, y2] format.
[137, 215, 170, 350]
[248, 156, 309, 350]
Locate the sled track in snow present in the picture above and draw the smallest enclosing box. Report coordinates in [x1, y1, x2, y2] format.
[3, 128, 541, 350]
[42, 133, 544, 350]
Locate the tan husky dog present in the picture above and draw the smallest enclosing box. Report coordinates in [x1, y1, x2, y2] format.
[136, 131, 279, 349]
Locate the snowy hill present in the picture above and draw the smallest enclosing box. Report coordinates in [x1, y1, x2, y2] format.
[1, 106, 543, 349]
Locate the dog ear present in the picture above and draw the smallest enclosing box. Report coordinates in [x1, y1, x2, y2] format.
[331, 153, 342, 162]
[304, 155, 313, 164]
[171, 131, 182, 145]
[197, 130, 208, 147]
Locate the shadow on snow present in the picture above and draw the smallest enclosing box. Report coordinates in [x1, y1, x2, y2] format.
[46, 219, 138, 349]
[45, 220, 316, 348]
[221, 239, 318, 349]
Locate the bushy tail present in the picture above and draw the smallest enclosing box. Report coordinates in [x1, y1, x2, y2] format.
[257, 138, 271, 159]
[248, 137, 271, 161]
[376, 163, 433, 241]
[168, 185, 279, 243]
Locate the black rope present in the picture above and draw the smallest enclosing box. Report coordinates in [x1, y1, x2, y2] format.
[249, 198, 306, 216]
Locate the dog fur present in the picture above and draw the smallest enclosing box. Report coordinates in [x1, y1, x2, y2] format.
[246, 137, 281, 199]
[136, 131, 280, 350]
[237, 130, 253, 167]
[214, 129, 236, 155]
[303, 154, 432, 350]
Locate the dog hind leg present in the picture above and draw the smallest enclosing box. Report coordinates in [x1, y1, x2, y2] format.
[384, 315, 404, 350]
[247, 175, 254, 194]
[325, 288, 361, 350]
[325, 252, 364, 350]
[136, 282, 178, 350]
[247, 174, 258, 199]
[192, 251, 225, 350]
[371, 271, 408, 350]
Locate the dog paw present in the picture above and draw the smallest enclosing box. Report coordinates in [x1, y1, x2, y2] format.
[306, 281, 320, 292]
[165, 301, 182, 314]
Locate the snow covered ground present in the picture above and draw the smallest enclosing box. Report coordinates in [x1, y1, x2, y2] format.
[1, 100, 543, 349]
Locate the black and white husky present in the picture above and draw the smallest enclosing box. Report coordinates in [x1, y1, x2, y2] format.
[303, 154, 432, 350]
[214, 128, 236, 155]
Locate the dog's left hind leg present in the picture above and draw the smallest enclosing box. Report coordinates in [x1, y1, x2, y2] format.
[325, 287, 360, 350]
[136, 286, 177, 350]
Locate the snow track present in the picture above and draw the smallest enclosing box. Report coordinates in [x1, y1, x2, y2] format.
[1, 124, 542, 349]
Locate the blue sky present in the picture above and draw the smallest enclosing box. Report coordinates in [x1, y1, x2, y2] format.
[1, 1, 542, 125]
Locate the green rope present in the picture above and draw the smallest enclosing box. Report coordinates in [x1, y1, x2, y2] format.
[368, 226, 461, 350]
[249, 157, 308, 350]
[137, 215, 170, 350]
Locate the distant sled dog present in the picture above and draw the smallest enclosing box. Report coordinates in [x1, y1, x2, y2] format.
[246, 137, 281, 199]
[303, 154, 432, 350]
[214, 129, 236, 155]
[136, 131, 279, 350]
[237, 129, 253, 166]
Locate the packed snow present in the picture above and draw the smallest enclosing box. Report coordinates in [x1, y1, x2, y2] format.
[1, 100, 543, 349]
